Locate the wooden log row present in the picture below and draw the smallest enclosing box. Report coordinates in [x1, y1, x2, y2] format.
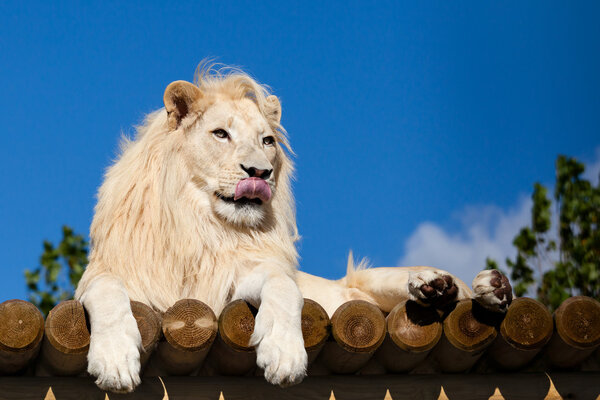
[0, 296, 598, 377]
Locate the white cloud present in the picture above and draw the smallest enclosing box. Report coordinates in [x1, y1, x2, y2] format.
[398, 198, 530, 285]
[398, 147, 600, 287]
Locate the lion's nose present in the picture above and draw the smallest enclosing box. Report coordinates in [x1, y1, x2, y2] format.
[241, 164, 272, 180]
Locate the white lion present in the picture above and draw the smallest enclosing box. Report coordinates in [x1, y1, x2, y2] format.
[75, 64, 512, 392]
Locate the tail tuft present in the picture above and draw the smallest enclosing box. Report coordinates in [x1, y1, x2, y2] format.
[345, 250, 371, 282]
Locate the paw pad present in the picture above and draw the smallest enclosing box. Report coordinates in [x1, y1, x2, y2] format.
[418, 275, 459, 307]
[489, 270, 513, 309]
[473, 269, 513, 312]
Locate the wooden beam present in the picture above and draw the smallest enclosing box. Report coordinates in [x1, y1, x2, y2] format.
[0, 373, 598, 399]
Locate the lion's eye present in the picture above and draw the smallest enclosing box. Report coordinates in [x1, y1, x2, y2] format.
[263, 136, 275, 146]
[212, 129, 229, 140]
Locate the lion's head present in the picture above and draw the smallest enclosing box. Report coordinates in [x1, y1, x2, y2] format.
[80, 65, 298, 312]
[161, 66, 293, 228]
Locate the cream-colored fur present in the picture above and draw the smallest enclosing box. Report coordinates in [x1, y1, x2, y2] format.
[296, 254, 476, 317]
[76, 64, 510, 393]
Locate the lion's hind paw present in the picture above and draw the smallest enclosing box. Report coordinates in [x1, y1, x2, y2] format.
[408, 270, 459, 308]
[472, 269, 513, 313]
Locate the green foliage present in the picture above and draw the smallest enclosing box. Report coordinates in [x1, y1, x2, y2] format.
[487, 155, 600, 310]
[25, 226, 88, 315]
[553, 156, 600, 300]
[485, 257, 499, 271]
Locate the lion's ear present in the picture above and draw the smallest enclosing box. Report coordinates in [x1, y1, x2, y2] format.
[164, 80, 203, 130]
[264, 95, 282, 125]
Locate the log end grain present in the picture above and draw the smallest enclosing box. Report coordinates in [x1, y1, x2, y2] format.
[162, 299, 217, 352]
[45, 300, 90, 355]
[387, 300, 442, 353]
[301, 299, 330, 351]
[443, 299, 497, 352]
[130, 301, 161, 352]
[218, 300, 255, 352]
[500, 297, 553, 350]
[555, 296, 600, 349]
[331, 300, 386, 353]
[0, 300, 44, 353]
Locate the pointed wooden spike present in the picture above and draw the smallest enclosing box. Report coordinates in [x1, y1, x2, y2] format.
[544, 374, 563, 400]
[384, 388, 393, 400]
[158, 377, 169, 400]
[329, 390, 336, 400]
[44, 387, 56, 400]
[488, 387, 505, 400]
[438, 386, 450, 400]
[218, 391, 225, 400]
[104, 394, 110, 400]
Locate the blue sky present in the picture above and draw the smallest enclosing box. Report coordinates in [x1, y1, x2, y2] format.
[1, 1, 599, 300]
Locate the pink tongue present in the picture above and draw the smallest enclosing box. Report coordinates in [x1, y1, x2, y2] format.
[234, 178, 272, 202]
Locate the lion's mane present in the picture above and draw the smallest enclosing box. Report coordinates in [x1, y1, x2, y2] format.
[75, 66, 299, 315]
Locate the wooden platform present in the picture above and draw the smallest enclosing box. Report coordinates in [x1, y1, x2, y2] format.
[1, 295, 599, 399]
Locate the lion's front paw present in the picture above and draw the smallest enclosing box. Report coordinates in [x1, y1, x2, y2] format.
[87, 315, 142, 393]
[252, 326, 307, 387]
[472, 270, 513, 312]
[408, 270, 459, 308]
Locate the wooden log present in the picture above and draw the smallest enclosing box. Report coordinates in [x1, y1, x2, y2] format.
[317, 300, 386, 374]
[204, 300, 257, 376]
[486, 297, 553, 370]
[154, 299, 217, 375]
[0, 300, 44, 374]
[375, 300, 442, 372]
[545, 296, 600, 368]
[38, 300, 90, 376]
[431, 299, 497, 372]
[205, 299, 330, 376]
[130, 301, 161, 369]
[301, 299, 330, 363]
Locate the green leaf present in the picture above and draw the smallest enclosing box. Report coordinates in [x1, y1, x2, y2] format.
[485, 257, 499, 270]
[27, 225, 89, 316]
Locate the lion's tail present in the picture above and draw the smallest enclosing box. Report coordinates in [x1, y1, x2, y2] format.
[344, 250, 372, 288]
